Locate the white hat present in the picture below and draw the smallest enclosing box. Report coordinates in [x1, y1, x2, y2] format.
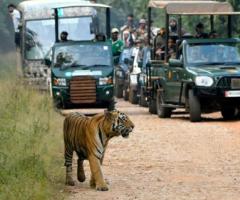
[111, 28, 119, 33]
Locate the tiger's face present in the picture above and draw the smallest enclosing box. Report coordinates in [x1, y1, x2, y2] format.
[105, 110, 134, 138]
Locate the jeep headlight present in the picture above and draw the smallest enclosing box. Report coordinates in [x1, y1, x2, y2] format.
[53, 78, 67, 86]
[195, 76, 214, 87]
[99, 77, 113, 85]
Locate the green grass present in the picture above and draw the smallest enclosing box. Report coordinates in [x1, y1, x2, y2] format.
[0, 53, 65, 200]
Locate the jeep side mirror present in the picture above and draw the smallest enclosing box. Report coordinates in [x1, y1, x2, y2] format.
[44, 58, 52, 67]
[169, 58, 183, 68]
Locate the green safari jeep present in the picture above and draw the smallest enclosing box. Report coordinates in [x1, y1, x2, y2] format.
[153, 38, 240, 121]
[49, 41, 114, 109]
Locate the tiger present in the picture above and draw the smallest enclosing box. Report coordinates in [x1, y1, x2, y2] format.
[63, 109, 134, 191]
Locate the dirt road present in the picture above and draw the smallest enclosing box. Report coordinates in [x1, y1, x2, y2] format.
[66, 99, 240, 200]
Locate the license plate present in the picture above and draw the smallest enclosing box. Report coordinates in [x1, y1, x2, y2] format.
[225, 90, 240, 97]
[231, 78, 240, 89]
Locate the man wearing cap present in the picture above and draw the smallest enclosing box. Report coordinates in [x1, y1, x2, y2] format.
[124, 14, 137, 30]
[136, 19, 147, 41]
[111, 28, 124, 56]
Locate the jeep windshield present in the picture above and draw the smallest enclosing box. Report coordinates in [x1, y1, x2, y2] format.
[54, 44, 111, 69]
[25, 16, 94, 60]
[186, 43, 240, 66]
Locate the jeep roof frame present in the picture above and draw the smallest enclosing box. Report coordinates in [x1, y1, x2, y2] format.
[18, 0, 110, 19]
[53, 2, 111, 42]
[147, 0, 240, 62]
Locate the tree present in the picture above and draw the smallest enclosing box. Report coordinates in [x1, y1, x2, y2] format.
[99, 0, 240, 37]
[98, 0, 149, 27]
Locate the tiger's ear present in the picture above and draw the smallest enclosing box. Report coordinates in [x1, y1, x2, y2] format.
[104, 110, 112, 120]
[104, 110, 118, 120]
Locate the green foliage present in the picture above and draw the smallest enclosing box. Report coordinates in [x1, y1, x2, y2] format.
[0, 54, 65, 200]
[98, 0, 240, 37]
[0, 0, 240, 42]
[98, 0, 149, 27]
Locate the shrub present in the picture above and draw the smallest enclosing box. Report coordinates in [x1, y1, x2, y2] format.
[0, 54, 65, 200]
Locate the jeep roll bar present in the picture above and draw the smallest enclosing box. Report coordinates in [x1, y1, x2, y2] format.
[147, 0, 239, 62]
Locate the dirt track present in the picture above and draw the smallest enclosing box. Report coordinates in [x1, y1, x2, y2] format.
[66, 99, 240, 200]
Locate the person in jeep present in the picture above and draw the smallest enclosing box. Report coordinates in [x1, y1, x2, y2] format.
[195, 22, 208, 39]
[60, 31, 68, 42]
[111, 28, 124, 56]
[169, 17, 178, 35]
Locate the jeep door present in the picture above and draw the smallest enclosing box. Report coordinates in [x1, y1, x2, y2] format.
[164, 61, 184, 104]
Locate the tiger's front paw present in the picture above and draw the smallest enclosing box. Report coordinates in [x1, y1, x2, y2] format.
[77, 173, 86, 182]
[96, 184, 109, 191]
[65, 179, 75, 186]
[65, 175, 75, 186]
[90, 178, 96, 188]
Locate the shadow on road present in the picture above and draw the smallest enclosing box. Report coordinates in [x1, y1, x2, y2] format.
[171, 112, 240, 123]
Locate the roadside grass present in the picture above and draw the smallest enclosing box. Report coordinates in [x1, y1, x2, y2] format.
[0, 53, 65, 200]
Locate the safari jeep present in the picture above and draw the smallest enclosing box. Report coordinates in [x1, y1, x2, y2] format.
[155, 38, 240, 121]
[147, 0, 240, 121]
[114, 48, 133, 98]
[122, 46, 140, 102]
[49, 41, 114, 109]
[46, 2, 114, 109]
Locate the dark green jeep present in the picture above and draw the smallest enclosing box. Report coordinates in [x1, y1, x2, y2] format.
[154, 39, 240, 121]
[146, 0, 240, 121]
[50, 41, 114, 109]
[46, 2, 114, 109]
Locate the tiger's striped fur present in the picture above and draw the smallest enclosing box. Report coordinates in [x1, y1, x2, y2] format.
[63, 110, 134, 191]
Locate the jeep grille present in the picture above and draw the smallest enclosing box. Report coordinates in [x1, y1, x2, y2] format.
[217, 77, 240, 89]
[70, 76, 96, 104]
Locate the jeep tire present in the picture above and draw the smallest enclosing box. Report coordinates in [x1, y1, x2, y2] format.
[188, 89, 201, 122]
[107, 99, 115, 111]
[149, 97, 157, 114]
[156, 89, 172, 118]
[139, 86, 148, 107]
[115, 84, 123, 98]
[129, 87, 138, 104]
[123, 87, 129, 101]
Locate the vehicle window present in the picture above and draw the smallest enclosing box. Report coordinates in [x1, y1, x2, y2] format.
[25, 17, 95, 60]
[59, 17, 95, 41]
[186, 43, 240, 66]
[25, 19, 55, 60]
[54, 44, 111, 68]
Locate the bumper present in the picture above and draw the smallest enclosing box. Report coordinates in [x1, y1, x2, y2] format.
[52, 85, 114, 105]
[194, 87, 240, 105]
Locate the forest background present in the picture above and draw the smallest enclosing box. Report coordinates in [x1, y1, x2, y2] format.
[0, 0, 240, 53]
